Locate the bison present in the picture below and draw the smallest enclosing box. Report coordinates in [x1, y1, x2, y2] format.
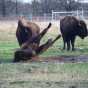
[14, 35, 61, 62]
[14, 16, 61, 62]
[16, 16, 40, 46]
[60, 16, 88, 51]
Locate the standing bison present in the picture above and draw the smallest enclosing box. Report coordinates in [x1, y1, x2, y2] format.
[14, 16, 61, 62]
[60, 16, 88, 51]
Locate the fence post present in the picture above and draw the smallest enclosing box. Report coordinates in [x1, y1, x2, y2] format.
[77, 10, 79, 18]
[82, 8, 84, 19]
[29, 14, 32, 21]
[2, 0, 6, 17]
[52, 10, 54, 21]
[16, 0, 18, 16]
[44, 13, 46, 21]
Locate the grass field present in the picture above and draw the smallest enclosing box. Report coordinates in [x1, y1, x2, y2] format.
[0, 20, 88, 62]
[0, 63, 88, 88]
[0, 20, 88, 88]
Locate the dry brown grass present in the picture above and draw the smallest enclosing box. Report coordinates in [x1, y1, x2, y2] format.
[0, 20, 61, 44]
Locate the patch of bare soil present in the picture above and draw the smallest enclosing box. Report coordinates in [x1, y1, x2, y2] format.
[29, 55, 88, 63]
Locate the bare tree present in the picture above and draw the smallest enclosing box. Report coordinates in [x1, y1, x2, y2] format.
[31, 0, 41, 16]
[2, 0, 6, 16]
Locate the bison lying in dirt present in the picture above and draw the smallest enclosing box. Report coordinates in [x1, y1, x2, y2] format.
[60, 16, 88, 51]
[14, 16, 61, 62]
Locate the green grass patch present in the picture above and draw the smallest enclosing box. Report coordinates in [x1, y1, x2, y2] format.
[0, 32, 88, 62]
[0, 63, 88, 88]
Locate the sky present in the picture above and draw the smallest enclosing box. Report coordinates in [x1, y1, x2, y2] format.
[80, 0, 88, 3]
[22, 0, 88, 3]
[22, 0, 32, 3]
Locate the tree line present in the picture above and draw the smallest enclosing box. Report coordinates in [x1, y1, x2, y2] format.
[0, 0, 88, 17]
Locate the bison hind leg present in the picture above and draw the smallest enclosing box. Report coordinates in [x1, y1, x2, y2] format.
[62, 37, 71, 51]
[67, 41, 71, 51]
[62, 37, 66, 50]
[63, 41, 66, 50]
[71, 36, 76, 51]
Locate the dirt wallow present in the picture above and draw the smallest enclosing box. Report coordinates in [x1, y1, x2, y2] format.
[20, 55, 88, 63]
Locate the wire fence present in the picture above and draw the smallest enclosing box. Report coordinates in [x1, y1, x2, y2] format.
[0, 0, 88, 21]
[52, 10, 88, 20]
[0, 10, 88, 21]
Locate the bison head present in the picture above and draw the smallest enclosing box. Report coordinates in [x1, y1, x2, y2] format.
[78, 20, 88, 39]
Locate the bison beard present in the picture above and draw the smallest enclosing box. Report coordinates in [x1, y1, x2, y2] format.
[14, 19, 61, 62]
[60, 16, 88, 51]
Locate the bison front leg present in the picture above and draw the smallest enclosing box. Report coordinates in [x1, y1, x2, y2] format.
[63, 39, 66, 50]
[36, 35, 61, 55]
[36, 39, 52, 55]
[63, 41, 66, 50]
